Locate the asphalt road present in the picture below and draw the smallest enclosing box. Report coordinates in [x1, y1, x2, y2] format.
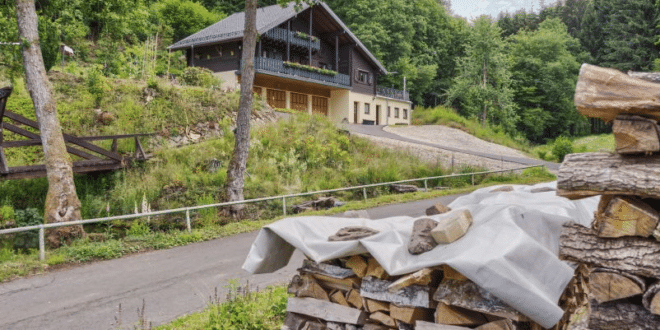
[0, 194, 465, 330]
[343, 124, 559, 171]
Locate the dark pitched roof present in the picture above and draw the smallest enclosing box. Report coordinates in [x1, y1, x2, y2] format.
[168, 2, 387, 74]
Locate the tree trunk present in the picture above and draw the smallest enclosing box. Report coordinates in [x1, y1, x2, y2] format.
[559, 222, 660, 278]
[223, 0, 257, 218]
[15, 0, 83, 247]
[556, 152, 660, 200]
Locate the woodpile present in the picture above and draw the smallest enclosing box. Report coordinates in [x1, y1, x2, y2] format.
[557, 63, 660, 329]
[281, 258, 554, 330]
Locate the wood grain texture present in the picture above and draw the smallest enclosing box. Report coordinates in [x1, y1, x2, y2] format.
[559, 222, 660, 278]
[594, 196, 659, 238]
[286, 297, 367, 325]
[361, 276, 434, 309]
[432, 279, 526, 321]
[589, 268, 645, 303]
[574, 64, 660, 122]
[642, 282, 660, 315]
[612, 115, 660, 154]
[589, 300, 660, 329]
[628, 71, 660, 84]
[557, 152, 660, 200]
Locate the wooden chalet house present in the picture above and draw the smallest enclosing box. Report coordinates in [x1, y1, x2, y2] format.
[167, 1, 412, 125]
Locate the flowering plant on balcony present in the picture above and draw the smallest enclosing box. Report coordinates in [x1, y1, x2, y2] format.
[294, 31, 319, 42]
[283, 61, 337, 76]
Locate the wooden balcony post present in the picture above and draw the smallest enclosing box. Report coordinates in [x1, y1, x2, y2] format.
[335, 35, 339, 71]
[287, 21, 291, 62]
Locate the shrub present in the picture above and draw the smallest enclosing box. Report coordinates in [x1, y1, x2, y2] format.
[127, 220, 151, 236]
[0, 205, 14, 226]
[13, 208, 42, 250]
[180, 67, 221, 88]
[552, 136, 574, 162]
[86, 66, 108, 107]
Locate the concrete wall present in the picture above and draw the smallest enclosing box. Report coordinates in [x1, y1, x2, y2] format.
[348, 92, 412, 125]
[329, 89, 350, 123]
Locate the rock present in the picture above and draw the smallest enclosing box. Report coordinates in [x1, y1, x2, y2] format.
[431, 209, 473, 244]
[490, 186, 514, 192]
[143, 87, 156, 103]
[530, 187, 555, 193]
[329, 226, 380, 241]
[391, 184, 419, 193]
[426, 203, 452, 216]
[293, 197, 345, 213]
[408, 218, 439, 255]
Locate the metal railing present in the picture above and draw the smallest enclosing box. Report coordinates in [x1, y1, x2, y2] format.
[253, 57, 351, 87]
[263, 27, 321, 50]
[377, 86, 410, 102]
[0, 165, 543, 260]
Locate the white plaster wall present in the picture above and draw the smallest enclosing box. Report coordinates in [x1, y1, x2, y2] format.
[329, 89, 350, 123]
[347, 92, 413, 125]
[214, 71, 240, 91]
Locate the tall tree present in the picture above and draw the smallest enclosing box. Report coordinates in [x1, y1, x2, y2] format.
[223, 0, 257, 218]
[446, 16, 517, 133]
[15, 0, 84, 245]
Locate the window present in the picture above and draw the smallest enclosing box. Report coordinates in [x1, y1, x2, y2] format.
[215, 46, 223, 57]
[395, 107, 400, 118]
[364, 103, 370, 115]
[403, 109, 408, 119]
[356, 70, 369, 84]
[387, 106, 391, 117]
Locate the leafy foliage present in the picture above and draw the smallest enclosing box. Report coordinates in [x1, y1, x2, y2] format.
[13, 209, 43, 250]
[552, 136, 574, 162]
[157, 0, 223, 41]
[180, 67, 221, 88]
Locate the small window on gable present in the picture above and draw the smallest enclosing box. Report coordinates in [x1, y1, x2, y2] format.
[230, 50, 235, 57]
[216, 46, 223, 57]
[356, 70, 369, 84]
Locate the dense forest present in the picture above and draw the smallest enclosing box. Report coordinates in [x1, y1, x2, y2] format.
[1, 0, 659, 143]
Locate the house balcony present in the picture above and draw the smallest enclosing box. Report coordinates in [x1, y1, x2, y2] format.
[377, 86, 410, 102]
[262, 27, 321, 51]
[250, 57, 351, 88]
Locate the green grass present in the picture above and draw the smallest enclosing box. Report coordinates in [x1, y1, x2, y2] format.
[531, 133, 614, 162]
[412, 105, 531, 153]
[156, 283, 288, 330]
[0, 166, 554, 283]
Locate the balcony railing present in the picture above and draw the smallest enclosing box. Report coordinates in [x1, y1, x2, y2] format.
[377, 86, 410, 102]
[263, 27, 321, 51]
[252, 57, 351, 87]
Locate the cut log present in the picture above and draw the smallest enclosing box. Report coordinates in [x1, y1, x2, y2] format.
[300, 259, 356, 279]
[433, 279, 527, 321]
[589, 300, 660, 329]
[282, 312, 314, 330]
[287, 274, 330, 301]
[557, 152, 660, 200]
[366, 258, 388, 279]
[559, 222, 660, 278]
[574, 64, 660, 122]
[589, 268, 645, 303]
[642, 282, 660, 315]
[361, 276, 435, 309]
[431, 209, 473, 244]
[474, 320, 515, 330]
[329, 226, 380, 241]
[408, 218, 438, 255]
[426, 203, 452, 216]
[302, 321, 325, 330]
[346, 255, 368, 278]
[388, 268, 433, 293]
[312, 273, 361, 292]
[628, 71, 660, 84]
[612, 115, 660, 154]
[366, 299, 391, 313]
[363, 324, 390, 330]
[415, 321, 471, 330]
[555, 264, 591, 330]
[396, 320, 415, 330]
[331, 290, 351, 307]
[434, 303, 488, 326]
[286, 297, 367, 325]
[390, 304, 434, 324]
[370, 311, 396, 327]
[594, 196, 659, 238]
[347, 289, 365, 310]
[440, 265, 468, 281]
[490, 186, 513, 192]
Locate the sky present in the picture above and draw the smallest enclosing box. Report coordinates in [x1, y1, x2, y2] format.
[449, 0, 561, 20]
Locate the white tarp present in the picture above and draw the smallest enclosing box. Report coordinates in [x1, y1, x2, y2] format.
[242, 182, 598, 328]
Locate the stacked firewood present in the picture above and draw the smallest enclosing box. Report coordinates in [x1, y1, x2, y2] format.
[557, 64, 660, 329]
[282, 258, 542, 330]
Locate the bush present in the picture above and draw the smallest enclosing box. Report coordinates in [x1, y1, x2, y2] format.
[13, 208, 42, 250]
[552, 136, 574, 162]
[127, 220, 151, 236]
[180, 67, 221, 88]
[0, 205, 14, 226]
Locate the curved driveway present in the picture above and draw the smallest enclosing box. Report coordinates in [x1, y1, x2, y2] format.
[0, 194, 465, 330]
[343, 124, 559, 171]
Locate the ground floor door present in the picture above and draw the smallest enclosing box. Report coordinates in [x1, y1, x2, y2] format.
[354, 102, 359, 123]
[290, 92, 308, 112]
[312, 96, 328, 115]
[376, 105, 381, 125]
[267, 89, 286, 109]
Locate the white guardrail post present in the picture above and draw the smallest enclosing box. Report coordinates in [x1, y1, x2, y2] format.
[39, 225, 45, 261]
[0, 164, 542, 263]
[185, 209, 191, 233]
